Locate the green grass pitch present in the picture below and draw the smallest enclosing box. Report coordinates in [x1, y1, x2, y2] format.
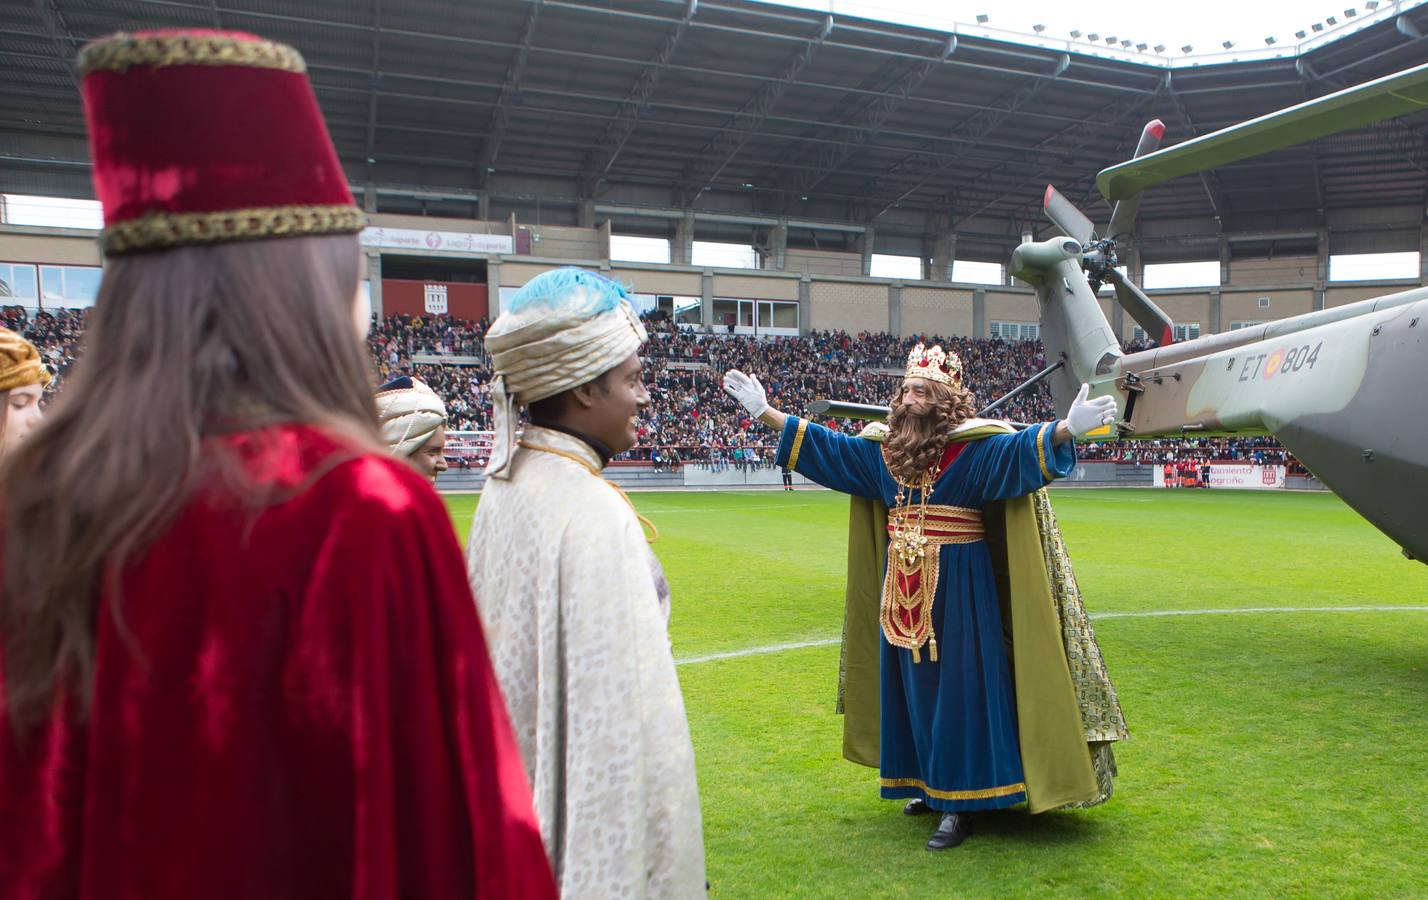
[445, 489, 1428, 897]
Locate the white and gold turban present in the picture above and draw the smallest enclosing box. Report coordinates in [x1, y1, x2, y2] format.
[483, 267, 647, 478]
[375, 376, 448, 458]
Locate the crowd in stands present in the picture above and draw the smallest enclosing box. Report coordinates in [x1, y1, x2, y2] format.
[4, 305, 1305, 472]
[2, 307, 89, 387]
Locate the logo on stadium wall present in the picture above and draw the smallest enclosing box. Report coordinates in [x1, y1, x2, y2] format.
[424, 283, 449, 314]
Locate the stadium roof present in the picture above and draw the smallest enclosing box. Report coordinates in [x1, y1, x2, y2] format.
[4, 0, 1428, 237]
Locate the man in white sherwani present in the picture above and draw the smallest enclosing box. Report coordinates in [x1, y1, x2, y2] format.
[468, 266, 705, 898]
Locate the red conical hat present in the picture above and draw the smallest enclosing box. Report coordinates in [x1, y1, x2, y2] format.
[78, 29, 363, 256]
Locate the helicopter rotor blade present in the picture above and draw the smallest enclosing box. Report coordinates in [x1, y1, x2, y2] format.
[1106, 266, 1175, 346]
[1105, 119, 1166, 241]
[1042, 184, 1096, 246]
[1096, 61, 1428, 201]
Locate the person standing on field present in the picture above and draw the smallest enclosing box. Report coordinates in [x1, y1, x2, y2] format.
[723, 346, 1127, 851]
[0, 30, 554, 899]
[468, 267, 706, 898]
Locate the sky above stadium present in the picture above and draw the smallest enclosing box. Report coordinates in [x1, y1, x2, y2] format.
[753, 0, 1425, 64]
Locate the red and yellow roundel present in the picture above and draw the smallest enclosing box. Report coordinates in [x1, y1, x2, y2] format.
[1263, 349, 1285, 378]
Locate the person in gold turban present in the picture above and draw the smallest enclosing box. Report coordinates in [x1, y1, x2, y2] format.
[0, 327, 52, 463]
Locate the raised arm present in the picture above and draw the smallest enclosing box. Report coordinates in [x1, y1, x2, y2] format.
[722, 370, 886, 499]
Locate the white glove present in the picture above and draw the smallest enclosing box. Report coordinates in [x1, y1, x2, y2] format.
[1065, 383, 1118, 439]
[722, 370, 769, 419]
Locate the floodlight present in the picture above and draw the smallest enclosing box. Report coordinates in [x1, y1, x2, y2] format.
[1032, 23, 1045, 33]
[1295, 30, 1307, 38]
[1222, 40, 1234, 49]
[976, 14, 989, 23]
[1088, 32, 1100, 41]
[1137, 42, 1149, 51]
[1105, 35, 1118, 43]
[1326, 15, 1337, 24]
[1366, 0, 1379, 8]
[1311, 22, 1324, 31]
[1181, 44, 1194, 53]
[741, 182, 754, 189]
[1070, 30, 1082, 38]
[1121, 39, 1133, 47]
[1345, 8, 1357, 17]
[1265, 36, 1277, 45]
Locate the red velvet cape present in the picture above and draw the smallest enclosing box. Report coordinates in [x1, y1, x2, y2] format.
[0, 425, 556, 900]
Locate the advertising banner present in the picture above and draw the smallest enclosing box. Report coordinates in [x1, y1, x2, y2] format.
[1208, 464, 1286, 489]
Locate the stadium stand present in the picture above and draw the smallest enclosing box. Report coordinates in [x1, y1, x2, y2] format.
[7, 305, 1302, 472]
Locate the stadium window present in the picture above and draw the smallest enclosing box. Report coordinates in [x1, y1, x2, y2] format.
[1133, 323, 1199, 342]
[660, 295, 702, 326]
[1230, 320, 1266, 330]
[39, 265, 102, 309]
[1, 194, 104, 229]
[870, 253, 922, 280]
[610, 234, 672, 264]
[0, 262, 39, 306]
[359, 281, 373, 322]
[1142, 260, 1220, 289]
[757, 300, 799, 332]
[692, 241, 758, 269]
[951, 259, 1002, 285]
[990, 321, 1039, 340]
[1327, 251, 1419, 282]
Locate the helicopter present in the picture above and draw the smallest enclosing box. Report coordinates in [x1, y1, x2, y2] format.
[813, 60, 1428, 565]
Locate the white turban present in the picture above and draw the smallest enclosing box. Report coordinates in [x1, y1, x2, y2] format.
[483, 267, 647, 478]
[376, 377, 448, 458]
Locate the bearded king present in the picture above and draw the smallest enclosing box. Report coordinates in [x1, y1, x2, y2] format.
[723, 345, 1128, 851]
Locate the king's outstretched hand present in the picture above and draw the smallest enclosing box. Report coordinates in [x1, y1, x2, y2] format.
[1065, 383, 1118, 439]
[722, 369, 769, 419]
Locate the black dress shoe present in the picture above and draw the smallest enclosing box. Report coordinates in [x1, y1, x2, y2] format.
[925, 812, 971, 850]
[903, 798, 935, 816]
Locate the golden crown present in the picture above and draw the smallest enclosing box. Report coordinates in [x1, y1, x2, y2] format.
[904, 342, 962, 386]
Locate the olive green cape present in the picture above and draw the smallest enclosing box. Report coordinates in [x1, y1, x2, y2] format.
[837, 420, 1127, 813]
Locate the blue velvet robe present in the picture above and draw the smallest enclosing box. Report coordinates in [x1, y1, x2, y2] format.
[776, 417, 1075, 812]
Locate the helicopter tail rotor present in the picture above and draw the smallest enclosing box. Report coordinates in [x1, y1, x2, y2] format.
[1105, 265, 1174, 345]
[1042, 185, 1096, 247]
[1105, 119, 1165, 241]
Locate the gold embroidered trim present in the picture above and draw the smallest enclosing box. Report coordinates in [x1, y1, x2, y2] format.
[886, 504, 983, 526]
[880, 777, 1027, 801]
[1036, 421, 1054, 481]
[518, 440, 658, 544]
[102, 204, 364, 255]
[79, 32, 306, 76]
[786, 417, 809, 470]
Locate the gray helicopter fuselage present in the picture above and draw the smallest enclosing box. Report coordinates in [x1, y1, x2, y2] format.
[1014, 238, 1428, 563]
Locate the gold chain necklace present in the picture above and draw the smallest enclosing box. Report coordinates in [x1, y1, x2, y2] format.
[889, 465, 936, 568]
[517, 440, 659, 543]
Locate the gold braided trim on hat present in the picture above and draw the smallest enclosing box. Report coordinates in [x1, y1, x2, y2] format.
[102, 204, 365, 256]
[78, 33, 306, 76]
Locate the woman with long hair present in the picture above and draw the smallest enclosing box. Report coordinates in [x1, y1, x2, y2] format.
[0, 328, 51, 464]
[0, 31, 554, 899]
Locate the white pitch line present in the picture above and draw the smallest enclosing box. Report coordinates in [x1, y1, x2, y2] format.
[641, 504, 823, 514]
[673, 605, 1428, 666]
